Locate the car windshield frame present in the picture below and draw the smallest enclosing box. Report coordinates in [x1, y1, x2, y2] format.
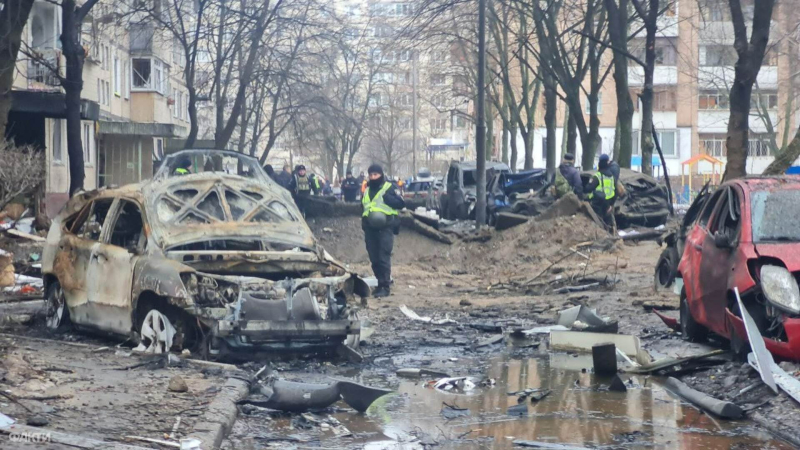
[154, 149, 270, 184]
[750, 188, 800, 243]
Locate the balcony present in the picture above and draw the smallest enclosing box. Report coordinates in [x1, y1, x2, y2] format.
[27, 48, 61, 89]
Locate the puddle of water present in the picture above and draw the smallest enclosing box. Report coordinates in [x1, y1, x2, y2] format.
[230, 353, 792, 449]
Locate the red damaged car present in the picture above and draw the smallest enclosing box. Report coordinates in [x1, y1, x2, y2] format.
[671, 177, 800, 360]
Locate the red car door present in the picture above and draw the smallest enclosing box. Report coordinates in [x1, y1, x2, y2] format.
[697, 186, 743, 334]
[680, 189, 725, 324]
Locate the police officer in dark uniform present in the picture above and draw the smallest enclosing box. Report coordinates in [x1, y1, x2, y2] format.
[288, 165, 319, 215]
[341, 170, 360, 202]
[362, 164, 405, 298]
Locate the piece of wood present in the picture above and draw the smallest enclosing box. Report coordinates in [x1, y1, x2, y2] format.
[4, 229, 45, 242]
[399, 212, 453, 244]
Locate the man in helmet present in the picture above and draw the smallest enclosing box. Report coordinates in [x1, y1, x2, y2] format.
[174, 158, 192, 176]
[362, 164, 405, 298]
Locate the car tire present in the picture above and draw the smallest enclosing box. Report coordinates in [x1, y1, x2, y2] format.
[45, 280, 70, 331]
[654, 247, 679, 292]
[680, 287, 708, 342]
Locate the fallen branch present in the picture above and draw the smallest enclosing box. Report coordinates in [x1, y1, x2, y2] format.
[16, 393, 74, 401]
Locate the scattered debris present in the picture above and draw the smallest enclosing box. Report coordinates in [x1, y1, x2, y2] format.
[399, 211, 454, 244]
[735, 287, 778, 394]
[432, 377, 476, 393]
[653, 310, 679, 331]
[396, 368, 451, 379]
[592, 343, 617, 375]
[399, 305, 457, 325]
[627, 350, 727, 375]
[549, 331, 650, 365]
[662, 377, 744, 419]
[25, 415, 49, 427]
[516, 325, 569, 336]
[4, 228, 45, 242]
[468, 322, 503, 333]
[473, 335, 504, 349]
[459, 299, 473, 306]
[513, 440, 591, 449]
[440, 402, 470, 420]
[494, 212, 530, 231]
[507, 403, 528, 416]
[168, 375, 189, 393]
[556, 305, 618, 333]
[747, 354, 800, 405]
[608, 375, 627, 393]
[246, 379, 392, 413]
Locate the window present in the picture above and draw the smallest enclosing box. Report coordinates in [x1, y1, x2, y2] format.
[124, 61, 130, 99]
[393, 3, 413, 16]
[431, 117, 448, 130]
[369, 93, 382, 107]
[72, 199, 113, 241]
[431, 74, 446, 86]
[108, 201, 144, 252]
[585, 92, 602, 115]
[653, 87, 677, 111]
[172, 37, 185, 67]
[375, 72, 393, 83]
[655, 130, 676, 157]
[631, 38, 677, 66]
[431, 94, 445, 107]
[399, 93, 413, 106]
[397, 50, 411, 62]
[372, 49, 382, 62]
[183, 93, 189, 121]
[374, 25, 393, 38]
[83, 123, 92, 164]
[700, 133, 726, 157]
[700, 45, 737, 66]
[748, 133, 775, 157]
[52, 119, 62, 163]
[154, 138, 164, 161]
[699, 0, 730, 21]
[132, 58, 167, 94]
[113, 56, 120, 96]
[431, 51, 447, 63]
[455, 115, 468, 129]
[751, 91, 778, 110]
[698, 90, 729, 110]
[174, 90, 180, 118]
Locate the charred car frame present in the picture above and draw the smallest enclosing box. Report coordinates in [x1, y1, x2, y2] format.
[41, 150, 368, 357]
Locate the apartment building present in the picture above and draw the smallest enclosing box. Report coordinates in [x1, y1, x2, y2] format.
[7, 0, 203, 216]
[520, 0, 799, 180]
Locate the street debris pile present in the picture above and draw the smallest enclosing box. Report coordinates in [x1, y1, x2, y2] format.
[0, 203, 47, 300]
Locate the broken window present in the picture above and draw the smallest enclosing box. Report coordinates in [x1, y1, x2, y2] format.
[157, 197, 182, 222]
[225, 191, 255, 220]
[197, 191, 225, 221]
[709, 188, 741, 242]
[698, 190, 723, 227]
[109, 200, 144, 252]
[132, 57, 166, 94]
[72, 199, 114, 241]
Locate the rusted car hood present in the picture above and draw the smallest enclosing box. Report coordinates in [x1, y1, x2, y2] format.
[754, 243, 800, 272]
[142, 174, 315, 250]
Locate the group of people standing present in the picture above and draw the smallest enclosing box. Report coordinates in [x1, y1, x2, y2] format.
[558, 153, 623, 228]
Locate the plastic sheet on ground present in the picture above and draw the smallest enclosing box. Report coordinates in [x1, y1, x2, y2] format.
[399, 305, 457, 325]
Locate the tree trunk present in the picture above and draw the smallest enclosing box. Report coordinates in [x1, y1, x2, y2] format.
[61, 0, 94, 196]
[613, 118, 621, 160]
[486, 100, 494, 161]
[509, 121, 518, 172]
[604, 0, 634, 169]
[544, 77, 557, 177]
[638, 0, 658, 176]
[0, 0, 36, 139]
[763, 124, 800, 175]
[501, 120, 509, 165]
[722, 0, 776, 180]
[566, 113, 577, 157]
[561, 106, 569, 157]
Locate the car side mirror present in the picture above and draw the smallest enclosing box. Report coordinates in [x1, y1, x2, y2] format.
[714, 232, 731, 249]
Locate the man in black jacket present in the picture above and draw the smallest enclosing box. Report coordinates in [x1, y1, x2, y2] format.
[362, 164, 405, 298]
[558, 153, 584, 197]
[341, 170, 360, 202]
[275, 164, 292, 189]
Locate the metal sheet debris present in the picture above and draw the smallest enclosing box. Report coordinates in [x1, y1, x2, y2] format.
[399, 305, 457, 325]
[549, 330, 650, 365]
[556, 305, 618, 333]
[735, 287, 778, 394]
[748, 354, 800, 404]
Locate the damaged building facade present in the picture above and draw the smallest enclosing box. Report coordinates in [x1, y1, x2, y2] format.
[6, 0, 213, 218]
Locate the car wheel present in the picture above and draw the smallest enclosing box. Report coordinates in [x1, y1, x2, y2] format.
[137, 309, 177, 354]
[45, 281, 70, 331]
[345, 311, 361, 350]
[654, 247, 679, 292]
[680, 287, 708, 342]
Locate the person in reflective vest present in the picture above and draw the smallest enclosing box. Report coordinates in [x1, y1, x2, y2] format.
[288, 165, 320, 215]
[586, 154, 616, 226]
[362, 164, 405, 298]
[174, 158, 192, 176]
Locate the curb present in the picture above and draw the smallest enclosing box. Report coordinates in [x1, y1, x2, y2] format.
[191, 377, 250, 449]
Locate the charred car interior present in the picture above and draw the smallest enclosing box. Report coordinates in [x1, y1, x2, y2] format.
[41, 150, 368, 359]
[660, 177, 800, 361]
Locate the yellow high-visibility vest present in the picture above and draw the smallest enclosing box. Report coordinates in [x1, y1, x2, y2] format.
[587, 171, 615, 200]
[362, 182, 399, 217]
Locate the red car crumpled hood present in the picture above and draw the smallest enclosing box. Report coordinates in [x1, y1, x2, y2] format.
[754, 243, 800, 272]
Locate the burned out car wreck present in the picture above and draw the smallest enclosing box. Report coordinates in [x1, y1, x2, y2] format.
[41, 150, 368, 357]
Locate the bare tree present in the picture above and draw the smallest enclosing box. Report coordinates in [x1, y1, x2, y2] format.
[630, 0, 659, 176]
[0, 0, 36, 138]
[722, 0, 776, 180]
[604, 0, 635, 169]
[0, 142, 44, 210]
